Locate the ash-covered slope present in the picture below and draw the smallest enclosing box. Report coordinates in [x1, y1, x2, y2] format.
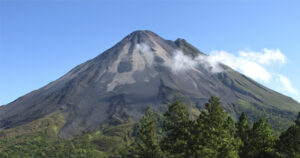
[0, 30, 299, 137]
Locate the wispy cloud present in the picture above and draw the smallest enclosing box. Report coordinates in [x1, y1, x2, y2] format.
[172, 48, 286, 83]
[136, 43, 155, 64]
[208, 49, 299, 101]
[209, 50, 272, 82]
[136, 43, 152, 53]
[239, 48, 286, 65]
[172, 50, 197, 72]
[196, 55, 224, 73]
[278, 75, 299, 95]
[136, 43, 299, 101]
[172, 50, 224, 73]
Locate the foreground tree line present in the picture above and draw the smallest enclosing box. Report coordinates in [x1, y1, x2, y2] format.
[119, 96, 300, 158]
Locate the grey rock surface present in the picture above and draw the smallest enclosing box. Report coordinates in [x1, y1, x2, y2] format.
[0, 30, 299, 138]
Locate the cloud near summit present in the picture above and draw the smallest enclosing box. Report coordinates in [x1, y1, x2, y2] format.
[172, 50, 224, 73]
[172, 47, 298, 101]
[208, 49, 281, 82]
[208, 48, 299, 100]
[135, 42, 298, 101]
[208, 48, 285, 82]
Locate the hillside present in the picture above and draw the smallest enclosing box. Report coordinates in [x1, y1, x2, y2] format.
[0, 30, 299, 140]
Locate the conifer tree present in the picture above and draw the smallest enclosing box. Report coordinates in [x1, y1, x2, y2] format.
[236, 112, 251, 158]
[247, 118, 276, 158]
[296, 112, 300, 126]
[276, 112, 300, 158]
[160, 100, 191, 158]
[193, 96, 240, 158]
[237, 112, 251, 142]
[134, 107, 162, 158]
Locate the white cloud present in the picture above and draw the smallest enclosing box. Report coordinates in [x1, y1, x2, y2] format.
[136, 43, 151, 53]
[209, 50, 272, 82]
[172, 50, 225, 73]
[278, 75, 299, 95]
[239, 48, 286, 65]
[196, 55, 224, 73]
[171, 49, 278, 82]
[136, 43, 155, 64]
[169, 47, 299, 101]
[208, 49, 300, 101]
[172, 50, 197, 72]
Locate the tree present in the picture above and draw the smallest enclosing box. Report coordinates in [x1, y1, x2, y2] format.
[134, 107, 162, 158]
[116, 145, 138, 158]
[247, 118, 276, 158]
[276, 112, 300, 158]
[296, 112, 300, 126]
[193, 96, 240, 158]
[160, 100, 192, 158]
[236, 112, 251, 158]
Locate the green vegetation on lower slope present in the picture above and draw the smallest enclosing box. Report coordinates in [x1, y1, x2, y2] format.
[0, 97, 299, 157]
[0, 112, 65, 139]
[218, 70, 300, 133]
[0, 133, 107, 158]
[219, 67, 300, 112]
[177, 37, 300, 134]
[0, 114, 136, 158]
[126, 97, 300, 158]
[235, 99, 295, 134]
[0, 112, 65, 151]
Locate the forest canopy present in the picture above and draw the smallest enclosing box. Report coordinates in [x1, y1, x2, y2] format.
[0, 96, 299, 158]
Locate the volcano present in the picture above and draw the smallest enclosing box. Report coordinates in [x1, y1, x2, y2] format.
[1, 30, 299, 138]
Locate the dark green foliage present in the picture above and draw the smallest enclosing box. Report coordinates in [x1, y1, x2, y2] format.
[114, 144, 137, 158]
[193, 96, 240, 158]
[134, 107, 162, 158]
[160, 100, 192, 158]
[247, 118, 276, 158]
[296, 112, 300, 126]
[0, 98, 299, 158]
[236, 112, 251, 157]
[0, 134, 106, 158]
[219, 69, 300, 133]
[237, 112, 251, 142]
[0, 122, 135, 158]
[276, 112, 300, 158]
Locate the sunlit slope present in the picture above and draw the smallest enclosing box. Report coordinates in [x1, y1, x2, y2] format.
[0, 30, 299, 138]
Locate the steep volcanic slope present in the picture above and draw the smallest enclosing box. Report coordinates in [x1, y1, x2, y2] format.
[0, 30, 299, 137]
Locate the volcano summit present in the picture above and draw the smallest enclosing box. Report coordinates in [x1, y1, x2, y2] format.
[1, 30, 299, 138]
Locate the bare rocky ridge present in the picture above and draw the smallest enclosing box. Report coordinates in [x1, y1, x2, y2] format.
[1, 30, 299, 138]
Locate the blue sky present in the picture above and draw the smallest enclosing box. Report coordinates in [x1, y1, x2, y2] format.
[0, 0, 300, 105]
